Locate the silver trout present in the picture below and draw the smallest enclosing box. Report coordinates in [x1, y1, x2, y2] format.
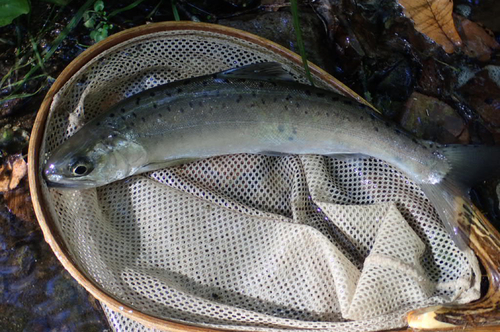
[43, 62, 500, 249]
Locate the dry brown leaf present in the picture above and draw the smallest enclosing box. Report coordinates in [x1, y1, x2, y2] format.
[398, 0, 462, 53]
[455, 14, 500, 61]
[0, 155, 27, 192]
[4, 181, 36, 222]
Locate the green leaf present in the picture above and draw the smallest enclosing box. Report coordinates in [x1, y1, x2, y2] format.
[84, 16, 95, 28]
[94, 0, 104, 12]
[0, 0, 30, 27]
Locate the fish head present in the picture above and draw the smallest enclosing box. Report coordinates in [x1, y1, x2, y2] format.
[43, 129, 147, 189]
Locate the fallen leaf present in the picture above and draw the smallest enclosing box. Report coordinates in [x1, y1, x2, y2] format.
[0, 154, 27, 192]
[455, 14, 500, 62]
[4, 181, 36, 223]
[398, 0, 462, 53]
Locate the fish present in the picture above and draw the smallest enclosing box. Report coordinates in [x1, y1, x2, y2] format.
[43, 62, 500, 249]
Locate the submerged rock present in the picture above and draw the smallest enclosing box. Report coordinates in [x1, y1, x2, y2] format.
[399, 92, 468, 143]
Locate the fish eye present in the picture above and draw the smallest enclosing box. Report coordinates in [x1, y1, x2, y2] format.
[70, 158, 93, 177]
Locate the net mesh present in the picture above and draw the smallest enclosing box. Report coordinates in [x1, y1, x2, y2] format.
[39, 29, 480, 332]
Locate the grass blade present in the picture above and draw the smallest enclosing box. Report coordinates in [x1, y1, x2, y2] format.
[172, 0, 180, 21]
[290, 0, 314, 85]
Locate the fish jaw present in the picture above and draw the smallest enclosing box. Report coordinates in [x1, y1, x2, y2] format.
[43, 129, 149, 189]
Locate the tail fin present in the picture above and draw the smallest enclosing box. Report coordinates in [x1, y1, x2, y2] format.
[420, 145, 500, 250]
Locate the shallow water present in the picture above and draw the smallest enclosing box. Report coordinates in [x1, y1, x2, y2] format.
[0, 196, 109, 331]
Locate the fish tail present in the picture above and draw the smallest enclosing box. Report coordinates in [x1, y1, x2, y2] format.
[420, 145, 500, 250]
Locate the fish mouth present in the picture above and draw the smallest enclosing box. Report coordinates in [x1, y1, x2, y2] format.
[43, 171, 98, 189]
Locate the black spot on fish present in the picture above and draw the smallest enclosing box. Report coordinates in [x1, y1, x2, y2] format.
[252, 91, 257, 98]
[109, 113, 115, 118]
[177, 88, 183, 93]
[288, 136, 294, 141]
[179, 108, 184, 113]
[136, 98, 140, 106]
[202, 81, 208, 86]
[158, 113, 162, 118]
[198, 101, 203, 107]
[96, 122, 101, 126]
[183, 79, 191, 85]
[121, 108, 126, 113]
[258, 82, 264, 88]
[292, 128, 297, 134]
[305, 90, 311, 96]
[412, 138, 419, 144]
[153, 103, 157, 109]
[278, 125, 285, 132]
[284, 105, 289, 111]
[236, 95, 242, 103]
[331, 96, 339, 102]
[238, 78, 247, 83]
[167, 106, 171, 112]
[296, 102, 300, 108]
[374, 127, 379, 132]
[130, 122, 135, 127]
[270, 82, 277, 87]
[222, 103, 227, 108]
[342, 100, 353, 106]
[304, 110, 307, 114]
[360, 116, 364, 120]
[394, 128, 401, 135]
[316, 92, 325, 98]
[150, 91, 155, 97]
[189, 101, 194, 108]
[141, 117, 146, 123]
[385, 122, 391, 127]
[273, 97, 278, 103]
[132, 112, 137, 118]
[166, 92, 172, 97]
[212, 74, 217, 79]
[250, 103, 256, 108]
[121, 116, 126, 121]
[261, 98, 266, 105]
[286, 94, 292, 101]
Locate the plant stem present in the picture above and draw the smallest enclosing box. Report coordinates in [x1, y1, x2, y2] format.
[290, 0, 314, 86]
[172, 0, 181, 21]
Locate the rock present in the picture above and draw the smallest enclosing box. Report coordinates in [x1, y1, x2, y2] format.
[399, 91, 468, 143]
[497, 182, 500, 211]
[458, 69, 500, 142]
[219, 9, 333, 73]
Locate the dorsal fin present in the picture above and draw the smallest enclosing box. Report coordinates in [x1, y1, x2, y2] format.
[218, 62, 295, 82]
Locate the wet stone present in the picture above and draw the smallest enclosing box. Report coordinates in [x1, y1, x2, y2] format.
[399, 92, 468, 144]
[219, 9, 333, 73]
